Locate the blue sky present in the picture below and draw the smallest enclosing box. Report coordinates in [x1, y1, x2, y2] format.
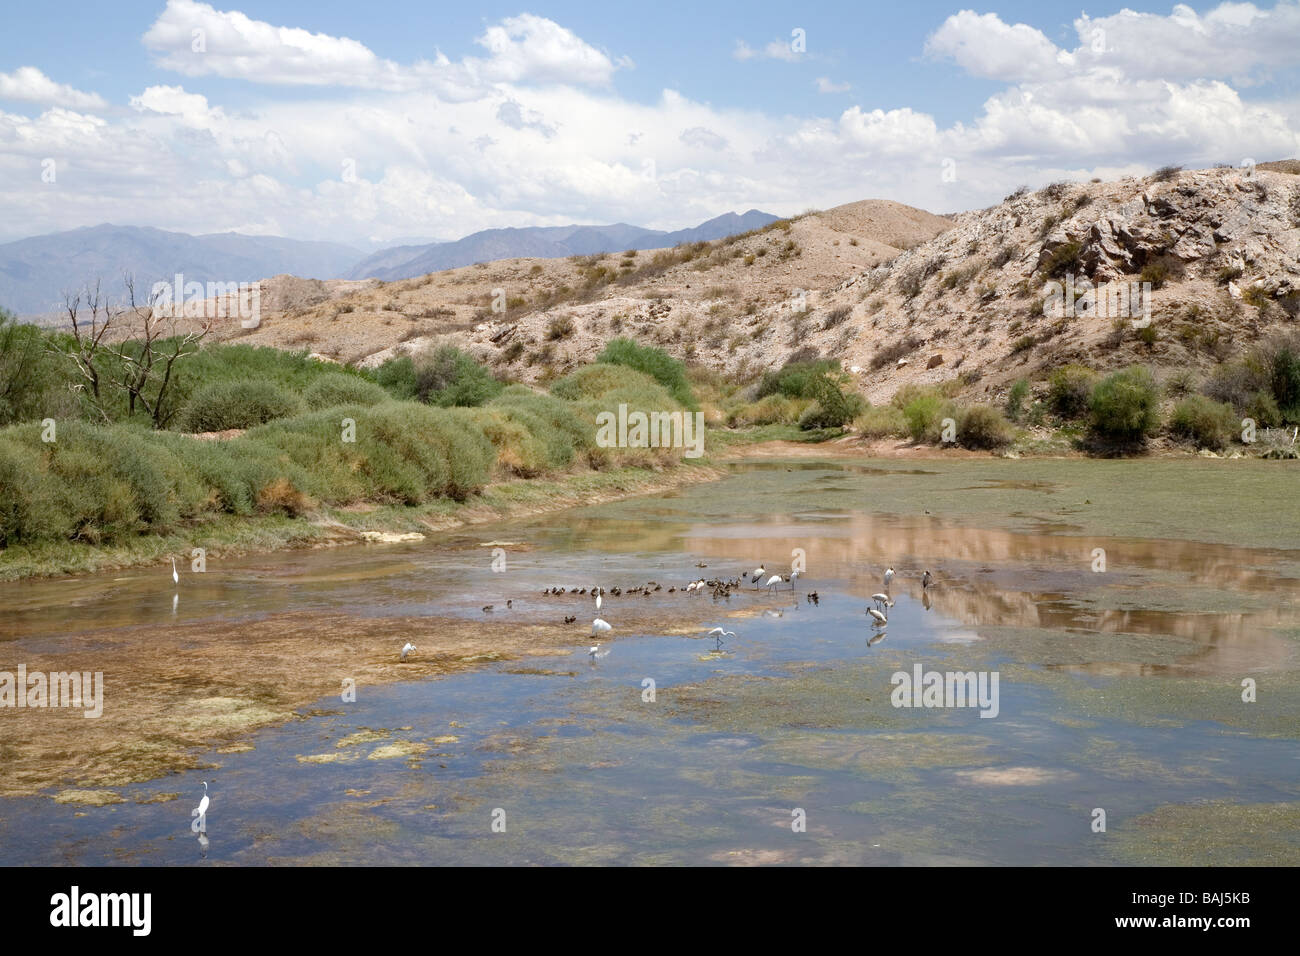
[1, 1, 1298, 243]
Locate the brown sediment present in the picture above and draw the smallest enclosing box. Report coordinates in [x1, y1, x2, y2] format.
[0, 594, 788, 798]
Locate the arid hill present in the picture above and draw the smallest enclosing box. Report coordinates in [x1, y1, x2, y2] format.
[201, 165, 1298, 407]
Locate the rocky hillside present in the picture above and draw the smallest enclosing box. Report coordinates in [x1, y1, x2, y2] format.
[200, 164, 1298, 408]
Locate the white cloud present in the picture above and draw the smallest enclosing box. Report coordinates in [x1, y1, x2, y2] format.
[0, 67, 107, 110]
[924, 10, 1066, 83]
[2, 3, 1298, 247]
[733, 39, 801, 62]
[143, 1, 623, 93]
[815, 77, 851, 94]
[679, 126, 728, 150]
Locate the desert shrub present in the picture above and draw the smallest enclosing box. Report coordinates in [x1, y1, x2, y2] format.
[1245, 391, 1282, 428]
[1216, 264, 1244, 285]
[1089, 366, 1160, 443]
[901, 391, 952, 442]
[797, 374, 866, 430]
[464, 407, 551, 477]
[726, 394, 810, 427]
[0, 310, 67, 427]
[1169, 395, 1237, 450]
[1140, 254, 1183, 290]
[821, 305, 852, 330]
[870, 336, 921, 370]
[371, 355, 418, 399]
[175, 380, 302, 432]
[957, 404, 1015, 449]
[757, 358, 839, 399]
[413, 344, 504, 407]
[853, 403, 908, 438]
[0, 435, 73, 545]
[551, 363, 659, 402]
[302, 372, 389, 409]
[1040, 241, 1083, 279]
[1202, 360, 1262, 411]
[1253, 333, 1300, 421]
[1005, 379, 1030, 421]
[546, 315, 576, 340]
[595, 338, 695, 408]
[1153, 165, 1183, 181]
[491, 386, 592, 466]
[1048, 364, 1098, 419]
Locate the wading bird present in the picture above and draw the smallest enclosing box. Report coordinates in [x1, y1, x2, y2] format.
[922, 570, 933, 590]
[592, 618, 612, 637]
[868, 607, 888, 626]
[171, 557, 179, 586]
[871, 593, 893, 611]
[400, 642, 416, 662]
[765, 573, 785, 593]
[594, 588, 602, 611]
[787, 569, 801, 591]
[883, 567, 895, 588]
[196, 781, 209, 820]
[750, 565, 766, 588]
[706, 626, 736, 646]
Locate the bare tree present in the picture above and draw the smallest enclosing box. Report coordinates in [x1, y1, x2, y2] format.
[52, 274, 213, 428]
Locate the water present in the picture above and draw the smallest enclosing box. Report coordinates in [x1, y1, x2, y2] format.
[2, 457, 1298, 865]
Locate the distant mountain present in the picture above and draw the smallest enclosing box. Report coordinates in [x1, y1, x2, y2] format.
[0, 225, 362, 316]
[348, 209, 780, 281]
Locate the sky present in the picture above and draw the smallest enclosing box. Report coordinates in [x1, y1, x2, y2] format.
[1, 0, 1298, 245]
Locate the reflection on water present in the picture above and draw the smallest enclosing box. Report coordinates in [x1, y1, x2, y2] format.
[1, 457, 1298, 865]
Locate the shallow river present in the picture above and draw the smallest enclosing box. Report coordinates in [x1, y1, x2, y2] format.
[2, 456, 1298, 865]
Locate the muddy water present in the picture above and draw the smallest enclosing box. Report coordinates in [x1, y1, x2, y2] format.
[1, 456, 1298, 865]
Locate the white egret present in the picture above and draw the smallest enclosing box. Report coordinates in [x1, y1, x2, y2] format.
[171, 557, 179, 586]
[400, 642, 416, 662]
[706, 627, 737, 641]
[788, 569, 801, 591]
[764, 574, 784, 593]
[592, 618, 612, 637]
[595, 589, 602, 611]
[196, 781, 209, 820]
[868, 607, 888, 626]
[883, 567, 895, 588]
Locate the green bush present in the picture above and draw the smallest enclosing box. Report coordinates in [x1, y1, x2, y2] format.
[1048, 364, 1098, 419]
[595, 338, 696, 409]
[1089, 366, 1160, 443]
[302, 372, 389, 409]
[902, 393, 951, 442]
[0, 436, 73, 545]
[1169, 395, 1237, 450]
[371, 355, 418, 400]
[853, 403, 908, 438]
[176, 380, 302, 432]
[726, 394, 811, 427]
[412, 345, 503, 407]
[0, 310, 68, 427]
[1005, 379, 1030, 421]
[798, 372, 866, 429]
[757, 359, 840, 399]
[957, 405, 1016, 449]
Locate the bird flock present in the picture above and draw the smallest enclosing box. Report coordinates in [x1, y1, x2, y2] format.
[386, 559, 937, 663]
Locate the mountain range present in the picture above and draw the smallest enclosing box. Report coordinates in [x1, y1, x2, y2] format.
[347, 209, 780, 281]
[1, 210, 779, 317]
